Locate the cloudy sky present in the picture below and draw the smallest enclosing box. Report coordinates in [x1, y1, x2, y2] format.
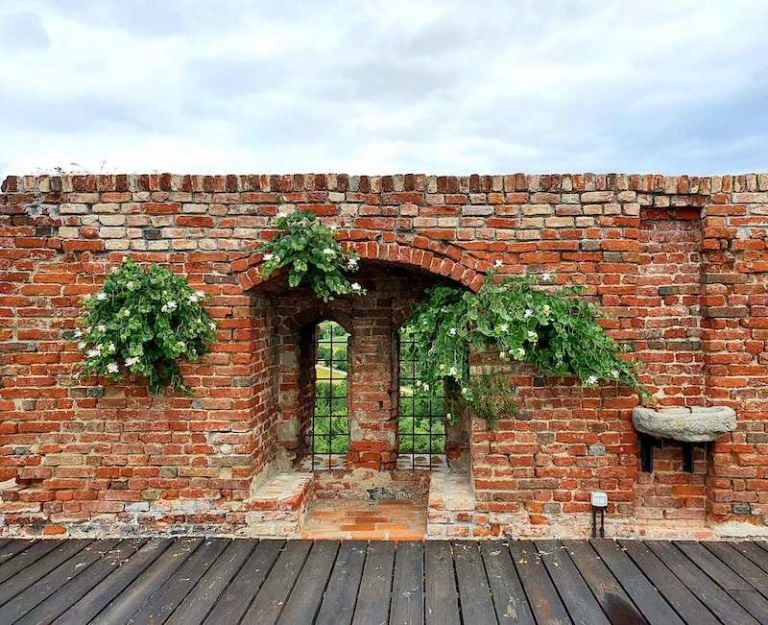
[1, 0, 767, 177]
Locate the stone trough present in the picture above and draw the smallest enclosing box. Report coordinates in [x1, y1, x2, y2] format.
[632, 406, 737, 443]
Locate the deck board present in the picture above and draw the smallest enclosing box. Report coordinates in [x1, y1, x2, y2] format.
[0, 537, 766, 624]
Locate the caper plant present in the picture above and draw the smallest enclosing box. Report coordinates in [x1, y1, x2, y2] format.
[401, 270, 642, 426]
[258, 211, 364, 302]
[73, 256, 217, 394]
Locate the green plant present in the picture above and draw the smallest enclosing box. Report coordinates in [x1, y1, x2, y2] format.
[401, 272, 643, 425]
[73, 256, 217, 394]
[457, 370, 519, 428]
[258, 211, 365, 302]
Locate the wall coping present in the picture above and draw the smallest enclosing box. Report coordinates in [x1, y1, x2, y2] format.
[3, 172, 768, 195]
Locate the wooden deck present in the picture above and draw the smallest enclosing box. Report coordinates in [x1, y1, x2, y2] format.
[1, 539, 768, 624]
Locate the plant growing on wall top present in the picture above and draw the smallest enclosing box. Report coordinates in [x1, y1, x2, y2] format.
[258, 211, 365, 302]
[401, 271, 643, 426]
[73, 256, 217, 394]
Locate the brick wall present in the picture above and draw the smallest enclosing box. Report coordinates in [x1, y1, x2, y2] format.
[0, 172, 766, 538]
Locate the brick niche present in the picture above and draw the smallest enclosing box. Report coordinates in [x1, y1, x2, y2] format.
[0, 172, 766, 539]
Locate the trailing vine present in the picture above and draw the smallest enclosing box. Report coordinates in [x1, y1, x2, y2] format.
[401, 272, 643, 425]
[258, 211, 364, 302]
[73, 256, 217, 394]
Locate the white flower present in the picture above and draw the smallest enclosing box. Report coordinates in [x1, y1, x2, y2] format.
[96, 324, 106, 332]
[125, 356, 140, 367]
[446, 412, 452, 420]
[177, 341, 186, 350]
[323, 247, 335, 255]
[77, 341, 86, 350]
[438, 364, 445, 370]
[209, 322, 216, 331]
[449, 327, 457, 336]
[74, 329, 82, 338]
[527, 330, 538, 341]
[263, 253, 274, 261]
[346, 258, 358, 270]
[586, 375, 598, 386]
[524, 309, 533, 319]
[611, 369, 620, 379]
[494, 259, 503, 268]
[422, 382, 430, 391]
[499, 323, 509, 332]
[106, 362, 119, 374]
[461, 386, 469, 395]
[86, 348, 100, 358]
[161, 300, 178, 313]
[107, 342, 116, 353]
[543, 304, 551, 315]
[449, 366, 458, 376]
[542, 273, 553, 282]
[195, 290, 205, 298]
[126, 281, 134, 289]
[188, 294, 198, 303]
[351, 282, 362, 292]
[96, 292, 107, 301]
[516, 347, 526, 359]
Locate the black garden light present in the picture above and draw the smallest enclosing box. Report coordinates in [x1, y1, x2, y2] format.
[591, 490, 608, 538]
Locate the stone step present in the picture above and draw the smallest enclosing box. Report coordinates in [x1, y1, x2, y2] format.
[245, 472, 314, 512]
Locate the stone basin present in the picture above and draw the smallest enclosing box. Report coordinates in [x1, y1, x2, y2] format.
[632, 406, 736, 443]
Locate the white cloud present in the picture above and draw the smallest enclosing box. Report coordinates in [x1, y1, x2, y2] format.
[1, 0, 767, 177]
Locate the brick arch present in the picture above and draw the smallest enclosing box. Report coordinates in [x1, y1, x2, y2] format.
[282, 306, 354, 336]
[237, 240, 486, 293]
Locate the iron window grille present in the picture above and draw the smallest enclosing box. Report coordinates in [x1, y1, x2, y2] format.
[311, 320, 350, 471]
[398, 334, 446, 470]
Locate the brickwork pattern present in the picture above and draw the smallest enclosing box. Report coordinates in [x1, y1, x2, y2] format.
[1, 172, 766, 538]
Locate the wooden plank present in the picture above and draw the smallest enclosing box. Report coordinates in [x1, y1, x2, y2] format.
[0, 540, 57, 585]
[239, 540, 312, 625]
[125, 538, 229, 625]
[202, 540, 283, 625]
[0, 540, 38, 567]
[646, 540, 760, 625]
[315, 541, 367, 625]
[619, 540, 721, 625]
[453, 541, 497, 625]
[424, 541, 460, 625]
[0, 539, 120, 624]
[52, 539, 171, 625]
[14, 539, 145, 625]
[675, 541, 768, 623]
[0, 540, 90, 607]
[591, 540, 684, 625]
[509, 541, 571, 625]
[480, 540, 534, 625]
[276, 541, 339, 625]
[352, 542, 395, 625]
[729, 541, 768, 575]
[562, 540, 647, 625]
[389, 541, 424, 625]
[707, 541, 768, 598]
[164, 539, 256, 625]
[535, 540, 610, 625]
[89, 537, 202, 625]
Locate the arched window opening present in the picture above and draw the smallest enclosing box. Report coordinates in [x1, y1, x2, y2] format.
[312, 320, 350, 470]
[398, 332, 446, 470]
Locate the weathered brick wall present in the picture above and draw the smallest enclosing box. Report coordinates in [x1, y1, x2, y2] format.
[0, 172, 765, 538]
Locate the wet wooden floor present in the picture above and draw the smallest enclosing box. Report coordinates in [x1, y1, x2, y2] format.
[0, 538, 767, 624]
